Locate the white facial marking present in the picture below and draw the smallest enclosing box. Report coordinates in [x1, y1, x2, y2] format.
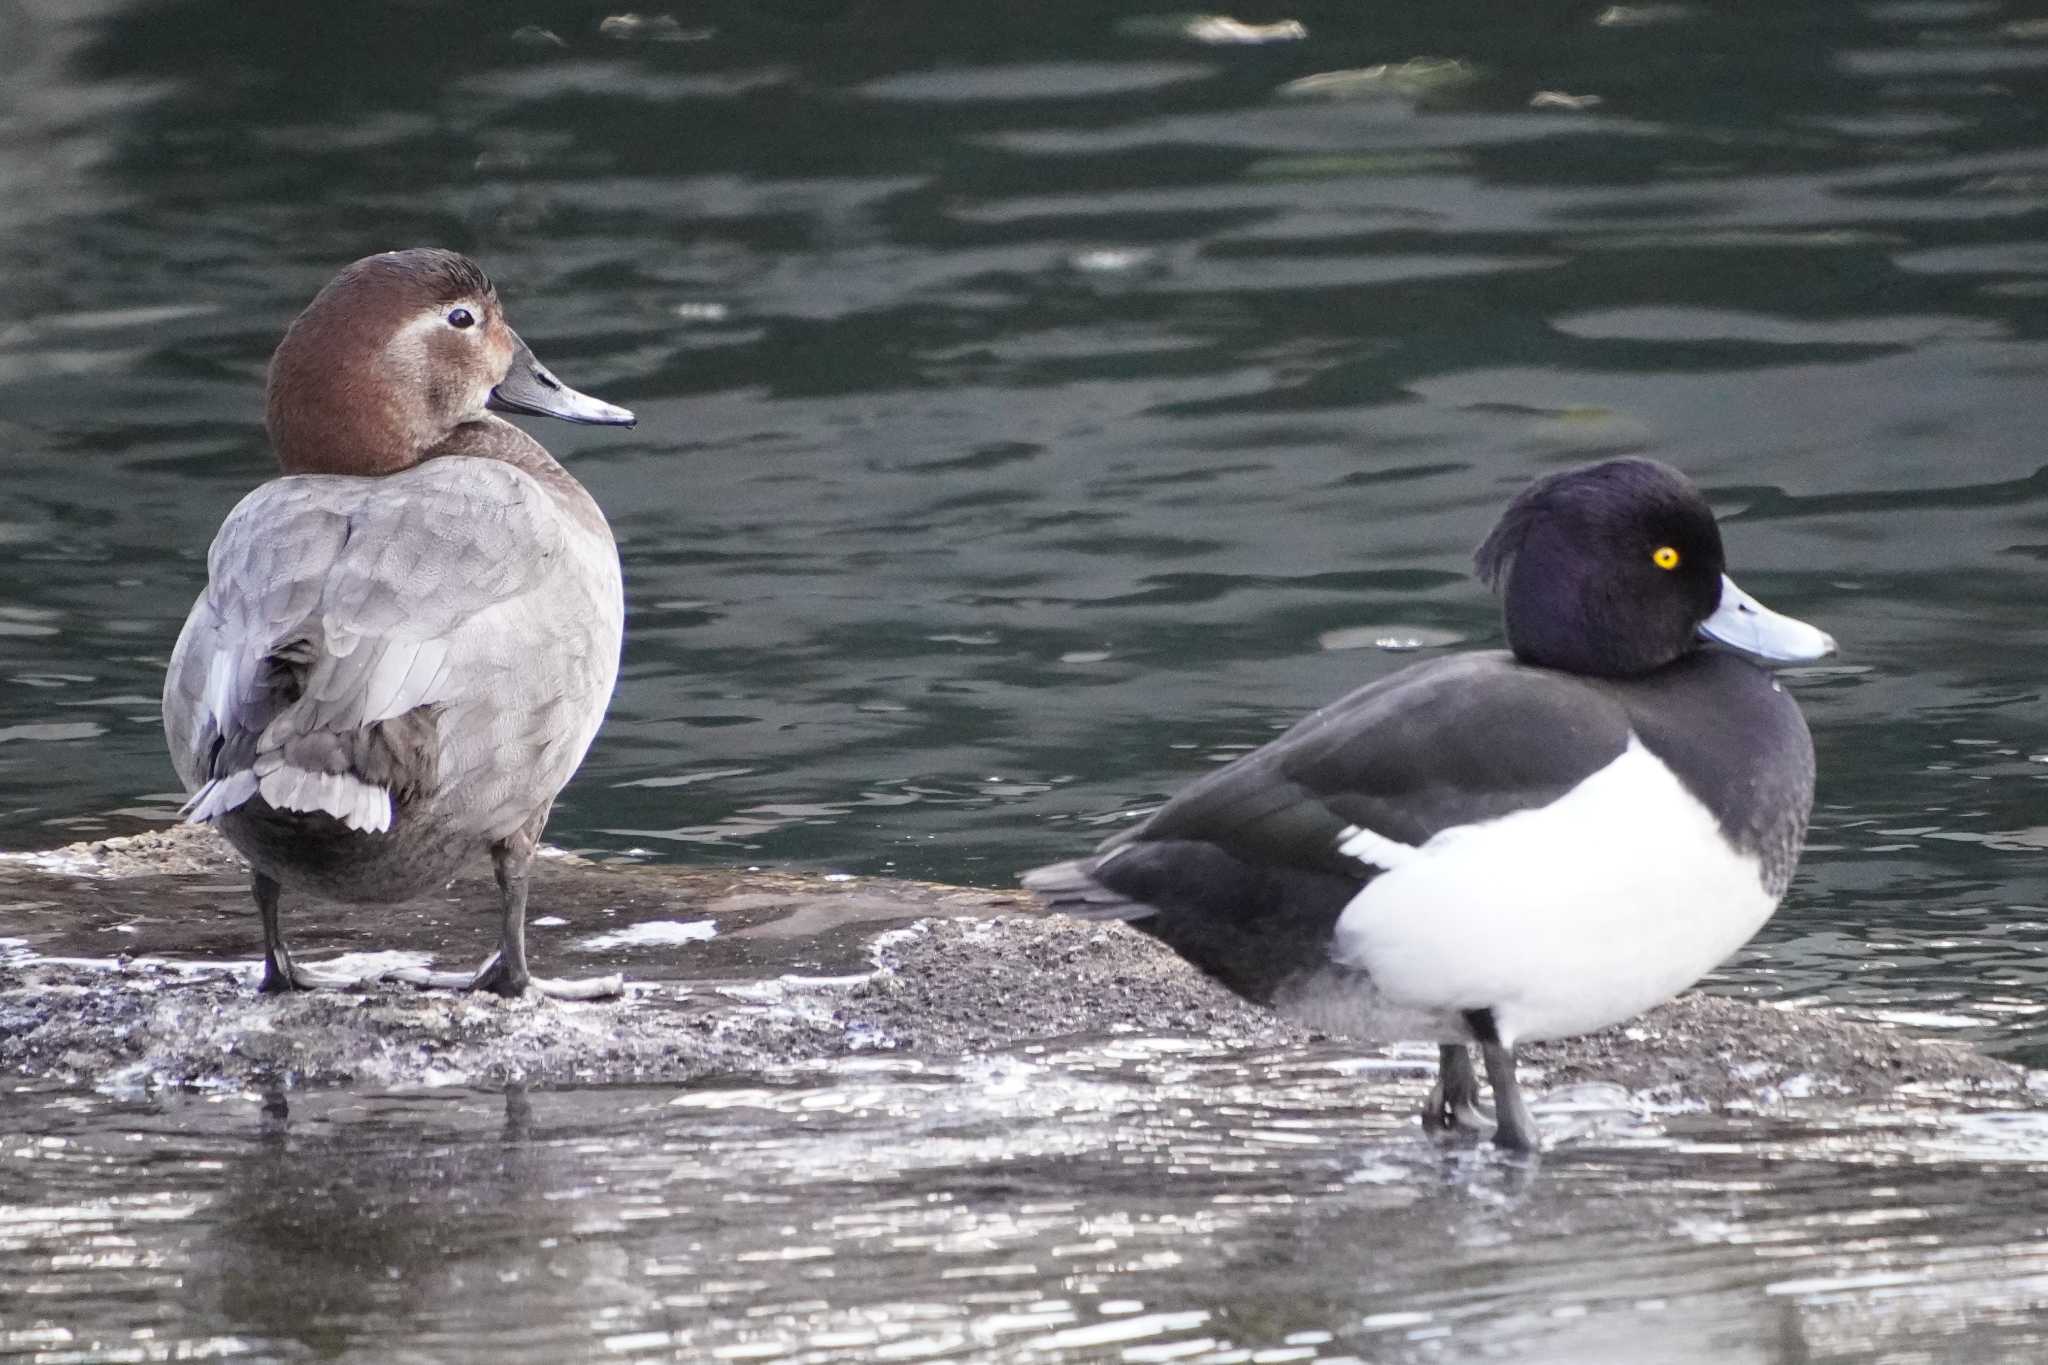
[382, 301, 493, 421]
[388, 301, 487, 350]
[1330, 735, 1778, 1047]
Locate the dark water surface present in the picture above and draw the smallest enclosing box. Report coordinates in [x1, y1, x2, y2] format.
[6, 0, 2048, 1358]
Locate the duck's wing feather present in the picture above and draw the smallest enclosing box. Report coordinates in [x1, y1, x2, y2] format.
[1022, 652, 1632, 1001]
[164, 457, 622, 837]
[1123, 652, 1632, 866]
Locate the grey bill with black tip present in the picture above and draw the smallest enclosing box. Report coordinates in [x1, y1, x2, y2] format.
[1699, 575, 1835, 664]
[487, 330, 636, 426]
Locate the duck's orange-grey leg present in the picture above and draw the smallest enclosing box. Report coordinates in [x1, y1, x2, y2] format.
[254, 870, 360, 992]
[471, 830, 623, 1000]
[1421, 1043, 1492, 1135]
[1482, 1041, 1541, 1154]
[386, 827, 622, 1000]
[255, 870, 295, 993]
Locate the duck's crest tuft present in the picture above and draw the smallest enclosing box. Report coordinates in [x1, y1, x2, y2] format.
[1473, 457, 1692, 591]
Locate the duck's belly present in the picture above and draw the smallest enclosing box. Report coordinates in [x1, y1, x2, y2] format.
[1268, 964, 1453, 1044]
[218, 794, 489, 904]
[1328, 738, 1780, 1047]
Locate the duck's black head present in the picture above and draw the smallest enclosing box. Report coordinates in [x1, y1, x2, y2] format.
[1474, 458, 1830, 677]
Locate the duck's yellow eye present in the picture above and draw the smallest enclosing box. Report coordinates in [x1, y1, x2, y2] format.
[1652, 546, 1681, 571]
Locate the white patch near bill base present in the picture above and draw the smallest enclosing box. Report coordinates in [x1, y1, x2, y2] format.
[1334, 822, 1419, 870]
[1330, 735, 1776, 1046]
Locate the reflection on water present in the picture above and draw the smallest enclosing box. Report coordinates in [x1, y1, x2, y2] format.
[6, 1049, 2048, 1363]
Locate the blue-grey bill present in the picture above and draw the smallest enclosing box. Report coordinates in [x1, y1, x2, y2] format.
[487, 330, 636, 426]
[1699, 574, 1836, 663]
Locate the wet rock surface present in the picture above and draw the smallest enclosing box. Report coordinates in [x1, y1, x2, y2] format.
[0, 826, 2027, 1108]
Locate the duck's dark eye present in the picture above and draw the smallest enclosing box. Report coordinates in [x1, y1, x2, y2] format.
[447, 307, 476, 330]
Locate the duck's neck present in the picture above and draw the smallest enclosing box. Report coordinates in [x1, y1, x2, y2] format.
[426, 416, 612, 540]
[267, 383, 437, 479]
[265, 307, 442, 477]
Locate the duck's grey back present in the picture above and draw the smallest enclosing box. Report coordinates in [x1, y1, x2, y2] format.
[164, 454, 622, 887]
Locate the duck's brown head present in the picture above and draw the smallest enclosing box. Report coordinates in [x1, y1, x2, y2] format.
[264, 248, 634, 476]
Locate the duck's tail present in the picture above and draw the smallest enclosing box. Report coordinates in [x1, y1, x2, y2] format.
[1019, 856, 1157, 921]
[182, 762, 393, 834]
[1022, 841, 1365, 1007]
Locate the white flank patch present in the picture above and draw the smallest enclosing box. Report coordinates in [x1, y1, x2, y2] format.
[580, 919, 718, 952]
[1330, 735, 1776, 1045]
[1334, 822, 1419, 870]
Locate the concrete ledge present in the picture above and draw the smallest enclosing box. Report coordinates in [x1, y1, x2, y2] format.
[0, 827, 2028, 1115]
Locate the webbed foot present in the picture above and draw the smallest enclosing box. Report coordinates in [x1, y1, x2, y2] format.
[258, 942, 370, 993]
[382, 953, 623, 1000]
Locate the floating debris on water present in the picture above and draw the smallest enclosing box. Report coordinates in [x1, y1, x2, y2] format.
[673, 301, 731, 322]
[1594, 3, 1697, 26]
[1184, 15, 1309, 44]
[1068, 247, 1157, 274]
[1530, 90, 1605, 110]
[509, 25, 568, 49]
[1279, 58, 1478, 102]
[1455, 399, 1657, 455]
[598, 14, 714, 43]
[1117, 13, 1306, 44]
